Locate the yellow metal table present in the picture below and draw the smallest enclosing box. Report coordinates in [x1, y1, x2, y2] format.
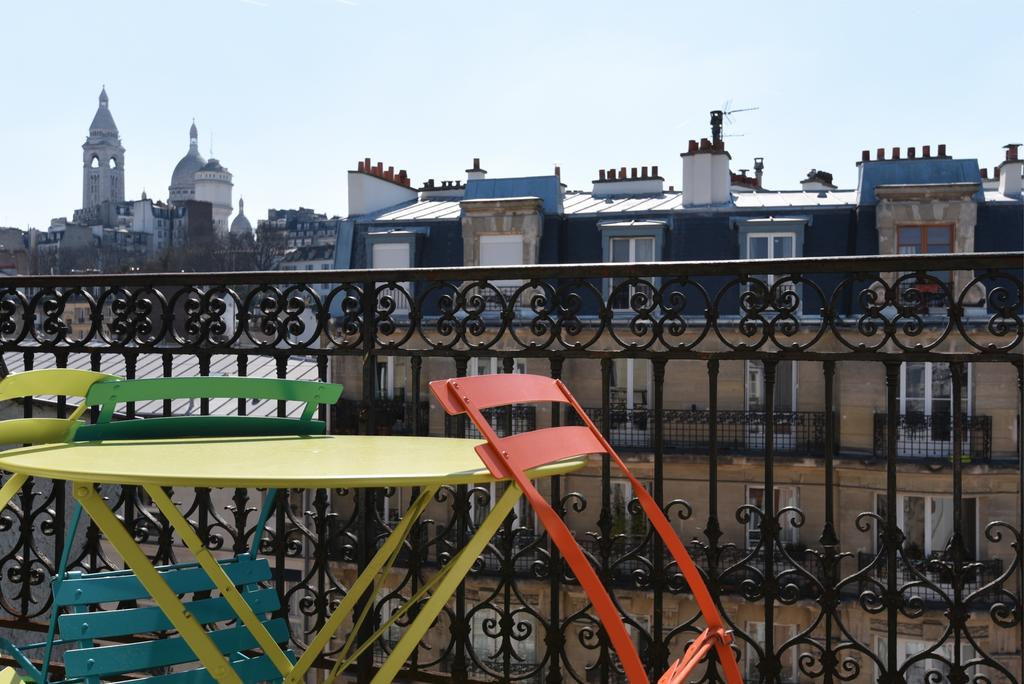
[0, 434, 585, 683]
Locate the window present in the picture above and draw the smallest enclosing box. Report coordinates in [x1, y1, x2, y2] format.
[478, 234, 524, 309]
[375, 356, 407, 400]
[610, 479, 646, 537]
[746, 622, 797, 682]
[897, 224, 954, 301]
[370, 241, 412, 313]
[899, 362, 970, 445]
[876, 637, 975, 682]
[610, 358, 650, 410]
[875, 494, 977, 560]
[745, 361, 797, 449]
[746, 486, 799, 550]
[609, 236, 655, 311]
[746, 360, 796, 413]
[747, 232, 797, 307]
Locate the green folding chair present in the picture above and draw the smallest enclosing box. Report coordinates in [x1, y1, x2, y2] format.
[0, 369, 118, 684]
[0, 374, 343, 683]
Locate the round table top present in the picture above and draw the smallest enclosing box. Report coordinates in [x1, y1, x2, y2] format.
[0, 435, 586, 488]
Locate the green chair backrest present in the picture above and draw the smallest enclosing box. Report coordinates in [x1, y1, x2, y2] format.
[0, 369, 119, 446]
[72, 375, 343, 442]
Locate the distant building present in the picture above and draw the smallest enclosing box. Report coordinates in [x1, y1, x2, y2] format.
[229, 197, 253, 238]
[258, 208, 340, 250]
[0, 228, 30, 275]
[80, 87, 125, 212]
[62, 89, 242, 265]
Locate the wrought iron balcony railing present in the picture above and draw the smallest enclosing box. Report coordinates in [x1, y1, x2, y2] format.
[872, 412, 993, 462]
[0, 252, 1020, 684]
[573, 406, 829, 456]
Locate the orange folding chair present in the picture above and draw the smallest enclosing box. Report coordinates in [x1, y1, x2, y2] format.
[430, 374, 743, 684]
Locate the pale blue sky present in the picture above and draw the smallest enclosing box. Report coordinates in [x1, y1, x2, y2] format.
[1, 0, 1020, 229]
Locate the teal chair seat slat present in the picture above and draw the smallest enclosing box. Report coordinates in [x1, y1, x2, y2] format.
[139, 651, 297, 684]
[58, 587, 281, 640]
[72, 416, 327, 442]
[54, 556, 271, 606]
[63, 619, 291, 679]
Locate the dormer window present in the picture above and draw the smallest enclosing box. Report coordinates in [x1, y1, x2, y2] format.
[599, 220, 665, 312]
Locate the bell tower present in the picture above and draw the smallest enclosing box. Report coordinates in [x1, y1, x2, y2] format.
[81, 86, 125, 212]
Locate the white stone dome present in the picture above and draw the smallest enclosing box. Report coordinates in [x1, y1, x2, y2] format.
[169, 121, 206, 199]
[230, 198, 253, 236]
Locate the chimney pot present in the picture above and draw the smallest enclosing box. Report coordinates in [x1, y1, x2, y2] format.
[980, 168, 988, 179]
[1006, 144, 1020, 161]
[599, 169, 606, 181]
[938, 144, 947, 157]
[609, 169, 617, 180]
[364, 157, 371, 169]
[641, 166, 648, 178]
[688, 140, 699, 154]
[994, 166, 1001, 179]
[554, 165, 561, 178]
[357, 161, 365, 172]
[668, 185, 674, 192]
[473, 157, 480, 170]
[922, 145, 931, 158]
[876, 148, 885, 160]
[376, 162, 383, 175]
[652, 165, 659, 177]
[620, 166, 627, 179]
[892, 147, 901, 160]
[861, 150, 870, 162]
[908, 147, 916, 159]
[700, 138, 712, 152]
[631, 167, 637, 179]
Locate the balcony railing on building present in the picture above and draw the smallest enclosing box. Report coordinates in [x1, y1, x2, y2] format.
[873, 413, 993, 462]
[572, 406, 830, 456]
[0, 252, 1020, 684]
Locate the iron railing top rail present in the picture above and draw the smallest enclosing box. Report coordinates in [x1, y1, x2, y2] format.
[1, 251, 1020, 287]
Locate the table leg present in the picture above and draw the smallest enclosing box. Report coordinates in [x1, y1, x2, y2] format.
[285, 485, 438, 684]
[0, 473, 27, 511]
[73, 482, 243, 684]
[144, 484, 294, 677]
[370, 483, 523, 684]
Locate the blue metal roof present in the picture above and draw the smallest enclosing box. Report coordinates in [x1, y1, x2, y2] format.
[464, 175, 563, 214]
[856, 159, 983, 205]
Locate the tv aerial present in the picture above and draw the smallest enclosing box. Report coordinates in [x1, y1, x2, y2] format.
[710, 101, 759, 144]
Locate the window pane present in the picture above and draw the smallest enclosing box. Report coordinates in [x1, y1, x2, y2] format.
[774, 361, 795, 410]
[898, 226, 922, 248]
[927, 226, 952, 251]
[748, 236, 769, 259]
[372, 242, 411, 269]
[903, 496, 926, 558]
[611, 238, 630, 263]
[931, 364, 952, 400]
[930, 497, 954, 556]
[773, 236, 793, 258]
[961, 498, 977, 558]
[634, 237, 655, 261]
[905, 363, 926, 401]
[479, 235, 523, 266]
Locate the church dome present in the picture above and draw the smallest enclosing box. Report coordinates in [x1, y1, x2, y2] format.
[169, 120, 206, 195]
[230, 198, 253, 236]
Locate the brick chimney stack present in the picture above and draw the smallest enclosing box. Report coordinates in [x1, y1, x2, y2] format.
[998, 143, 1023, 196]
[466, 158, 487, 181]
[681, 138, 732, 207]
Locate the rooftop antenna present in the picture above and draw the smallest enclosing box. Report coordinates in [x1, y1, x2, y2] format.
[710, 100, 759, 145]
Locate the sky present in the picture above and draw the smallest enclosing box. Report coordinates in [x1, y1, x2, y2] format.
[0, 0, 1021, 230]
